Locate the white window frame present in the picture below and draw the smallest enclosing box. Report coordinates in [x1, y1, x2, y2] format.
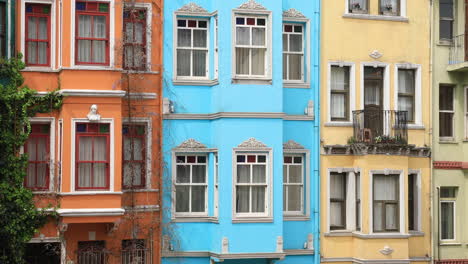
[70, 118, 115, 192]
[327, 62, 356, 125]
[282, 23, 304, 83]
[232, 148, 273, 222]
[283, 149, 310, 219]
[20, 0, 57, 70]
[70, 0, 115, 69]
[173, 17, 210, 80]
[369, 169, 404, 234]
[408, 169, 422, 232]
[361, 62, 390, 111]
[439, 191, 456, 242]
[465, 87, 468, 140]
[214, 154, 219, 218]
[327, 168, 361, 232]
[29, 117, 55, 192]
[172, 153, 209, 217]
[231, 9, 272, 82]
[122, 117, 152, 190]
[394, 64, 422, 128]
[123, 2, 152, 72]
[439, 84, 455, 141]
[344, 0, 407, 17]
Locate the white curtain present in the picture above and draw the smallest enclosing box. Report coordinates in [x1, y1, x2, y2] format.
[236, 186, 250, 213]
[380, 0, 398, 11]
[287, 185, 301, 211]
[176, 165, 189, 183]
[92, 16, 106, 63]
[365, 83, 381, 106]
[251, 48, 265, 75]
[192, 165, 206, 183]
[27, 17, 37, 64]
[441, 202, 454, 239]
[289, 165, 302, 183]
[236, 48, 250, 75]
[252, 165, 266, 183]
[177, 50, 190, 76]
[236, 27, 250, 45]
[251, 186, 265, 213]
[288, 54, 302, 80]
[78, 15, 91, 63]
[78, 137, 92, 187]
[192, 50, 206, 77]
[26, 139, 37, 187]
[93, 137, 106, 188]
[252, 28, 265, 46]
[191, 186, 205, 212]
[78, 137, 106, 188]
[193, 30, 207, 48]
[373, 175, 398, 231]
[237, 165, 250, 183]
[38, 17, 47, 64]
[398, 70, 415, 121]
[330, 173, 345, 227]
[331, 67, 348, 119]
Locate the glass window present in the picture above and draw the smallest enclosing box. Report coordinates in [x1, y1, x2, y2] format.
[330, 66, 350, 121]
[75, 1, 110, 65]
[122, 124, 146, 189]
[439, 187, 457, 241]
[379, 0, 400, 16]
[398, 69, 415, 123]
[408, 173, 418, 231]
[176, 19, 209, 78]
[75, 123, 110, 190]
[439, 85, 454, 138]
[234, 16, 268, 77]
[440, 0, 454, 41]
[330, 172, 346, 230]
[283, 155, 304, 214]
[25, 124, 50, 190]
[25, 4, 51, 66]
[283, 23, 304, 82]
[373, 174, 399, 232]
[123, 8, 147, 70]
[174, 154, 207, 214]
[349, 0, 369, 14]
[235, 153, 268, 215]
[122, 239, 147, 264]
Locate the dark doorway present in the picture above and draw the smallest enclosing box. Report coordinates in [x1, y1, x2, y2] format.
[24, 242, 61, 264]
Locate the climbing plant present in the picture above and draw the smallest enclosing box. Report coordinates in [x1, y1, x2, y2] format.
[0, 55, 62, 263]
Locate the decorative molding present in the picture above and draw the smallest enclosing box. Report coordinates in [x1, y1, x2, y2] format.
[283, 140, 305, 150]
[342, 13, 409, 22]
[305, 100, 314, 118]
[87, 104, 101, 121]
[321, 257, 412, 264]
[176, 2, 209, 14]
[238, 138, 268, 148]
[123, 205, 160, 212]
[283, 82, 310, 88]
[276, 236, 283, 252]
[323, 144, 431, 157]
[283, 115, 314, 121]
[171, 217, 218, 223]
[59, 89, 126, 97]
[173, 79, 219, 86]
[434, 161, 468, 170]
[284, 249, 314, 255]
[175, 139, 207, 149]
[370, 50, 383, 59]
[127, 92, 157, 100]
[379, 245, 394, 255]
[57, 208, 125, 217]
[222, 237, 229, 254]
[306, 234, 314, 250]
[164, 112, 314, 121]
[237, 0, 267, 10]
[163, 251, 286, 260]
[283, 8, 306, 18]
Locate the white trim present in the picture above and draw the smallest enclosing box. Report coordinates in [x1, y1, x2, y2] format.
[439, 200, 456, 242]
[29, 117, 56, 192]
[283, 149, 311, 219]
[70, 118, 114, 192]
[394, 63, 422, 126]
[70, 0, 115, 68]
[439, 85, 455, 141]
[360, 62, 390, 111]
[328, 61, 356, 123]
[369, 169, 404, 234]
[20, 0, 57, 69]
[58, 118, 63, 192]
[57, 208, 124, 217]
[122, 117, 152, 189]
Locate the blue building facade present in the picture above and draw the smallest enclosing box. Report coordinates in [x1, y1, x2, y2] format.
[162, 0, 320, 263]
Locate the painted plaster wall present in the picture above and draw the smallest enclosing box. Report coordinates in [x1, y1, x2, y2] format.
[162, 0, 319, 263]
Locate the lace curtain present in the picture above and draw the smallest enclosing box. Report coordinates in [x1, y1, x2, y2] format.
[373, 175, 398, 231]
[78, 15, 106, 63]
[331, 67, 349, 119]
[78, 137, 107, 188]
[236, 164, 266, 213]
[177, 28, 207, 77]
[27, 16, 48, 65]
[398, 70, 415, 121]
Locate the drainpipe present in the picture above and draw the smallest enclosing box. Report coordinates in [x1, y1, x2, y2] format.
[429, 1, 434, 263]
[436, 187, 441, 262]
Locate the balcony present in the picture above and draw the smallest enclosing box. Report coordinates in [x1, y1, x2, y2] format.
[352, 108, 408, 144]
[448, 34, 468, 72]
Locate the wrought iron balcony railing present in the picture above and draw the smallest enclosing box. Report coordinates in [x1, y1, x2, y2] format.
[449, 34, 466, 65]
[352, 109, 408, 144]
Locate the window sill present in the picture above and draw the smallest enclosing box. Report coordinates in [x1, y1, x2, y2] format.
[59, 191, 123, 196]
[283, 82, 310, 89]
[407, 124, 426, 130]
[172, 217, 218, 223]
[232, 78, 272, 85]
[232, 217, 273, 223]
[439, 242, 462, 246]
[439, 140, 458, 144]
[284, 215, 310, 221]
[324, 231, 411, 239]
[122, 188, 159, 193]
[22, 67, 59, 73]
[123, 70, 160, 75]
[437, 41, 452, 47]
[173, 79, 219, 87]
[342, 13, 409, 22]
[324, 122, 353, 127]
[409, 231, 425, 237]
[63, 66, 121, 71]
[32, 190, 55, 194]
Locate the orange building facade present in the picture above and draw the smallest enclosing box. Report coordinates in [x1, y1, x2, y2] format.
[15, 0, 163, 263]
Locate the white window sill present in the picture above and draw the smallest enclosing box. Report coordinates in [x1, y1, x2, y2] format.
[232, 217, 273, 223]
[284, 215, 310, 221]
[63, 66, 120, 71]
[409, 231, 425, 237]
[283, 82, 310, 89]
[59, 191, 122, 196]
[172, 217, 218, 223]
[32, 190, 55, 194]
[407, 124, 426, 130]
[324, 231, 411, 239]
[21, 67, 59, 73]
[439, 241, 462, 246]
[173, 79, 219, 86]
[232, 77, 272, 85]
[439, 139, 458, 144]
[123, 70, 160, 75]
[437, 41, 452, 47]
[324, 122, 353, 127]
[343, 13, 409, 22]
[122, 188, 159, 193]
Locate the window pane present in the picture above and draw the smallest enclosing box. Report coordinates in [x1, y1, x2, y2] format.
[251, 48, 265, 75]
[439, 112, 454, 137]
[236, 48, 250, 75]
[398, 70, 415, 94]
[282, 34, 288, 51]
[283, 54, 287, 80]
[92, 40, 106, 63]
[331, 66, 350, 91]
[192, 50, 207, 77]
[93, 163, 106, 187]
[440, 86, 454, 110]
[398, 96, 414, 122]
[193, 30, 207, 48]
[236, 186, 250, 213]
[330, 173, 345, 199]
[251, 186, 265, 212]
[373, 174, 398, 200]
[176, 165, 190, 183]
[175, 186, 189, 212]
[177, 29, 191, 47]
[28, 17, 37, 39]
[288, 165, 302, 183]
[78, 163, 92, 187]
[288, 54, 302, 80]
[385, 203, 398, 230]
[134, 22, 144, 44]
[192, 165, 206, 183]
[287, 185, 302, 211]
[78, 40, 91, 62]
[237, 165, 250, 183]
[79, 137, 92, 161]
[176, 49, 190, 76]
[440, 0, 454, 18]
[38, 43, 47, 65]
[236, 27, 250, 45]
[26, 164, 36, 187]
[38, 17, 48, 40]
[252, 165, 266, 183]
[252, 28, 265, 46]
[440, 187, 457, 198]
[93, 137, 107, 161]
[27, 42, 37, 64]
[93, 16, 106, 38]
[36, 164, 47, 187]
[125, 22, 134, 43]
[289, 34, 302, 52]
[78, 15, 91, 37]
[191, 186, 205, 212]
[440, 20, 453, 40]
[331, 94, 346, 119]
[330, 201, 344, 227]
[373, 202, 384, 231]
[124, 163, 142, 186]
[441, 202, 454, 240]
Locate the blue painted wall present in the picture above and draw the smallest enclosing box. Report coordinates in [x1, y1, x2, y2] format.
[162, 0, 320, 263]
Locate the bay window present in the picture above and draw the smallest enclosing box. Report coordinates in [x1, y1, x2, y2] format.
[25, 4, 51, 66]
[25, 124, 50, 190]
[234, 15, 268, 78]
[373, 174, 399, 232]
[379, 0, 400, 16]
[330, 65, 350, 121]
[75, 123, 110, 190]
[283, 155, 304, 214]
[329, 170, 360, 231]
[75, 1, 109, 65]
[174, 155, 207, 214]
[398, 69, 415, 123]
[283, 24, 304, 82]
[122, 124, 146, 189]
[235, 153, 268, 216]
[175, 18, 208, 78]
[123, 8, 147, 70]
[439, 85, 454, 139]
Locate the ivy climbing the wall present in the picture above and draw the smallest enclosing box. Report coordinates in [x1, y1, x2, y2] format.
[0, 55, 62, 263]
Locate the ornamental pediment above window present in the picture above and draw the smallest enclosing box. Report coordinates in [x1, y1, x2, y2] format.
[237, 0, 267, 11]
[176, 2, 209, 15]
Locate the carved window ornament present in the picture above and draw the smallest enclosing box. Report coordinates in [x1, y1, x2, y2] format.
[379, 245, 394, 255]
[369, 50, 383, 60]
[87, 104, 101, 121]
[237, 138, 269, 149]
[283, 8, 306, 19]
[283, 140, 305, 150]
[175, 139, 207, 149]
[237, 0, 267, 11]
[176, 2, 210, 15]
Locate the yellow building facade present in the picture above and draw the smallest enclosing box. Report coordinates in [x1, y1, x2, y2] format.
[320, 1, 432, 263]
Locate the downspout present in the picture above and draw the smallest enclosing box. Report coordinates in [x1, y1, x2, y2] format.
[59, 0, 63, 68]
[314, 0, 321, 263]
[436, 187, 440, 262]
[429, 1, 435, 263]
